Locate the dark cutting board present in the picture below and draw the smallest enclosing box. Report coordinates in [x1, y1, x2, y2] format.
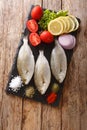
[5, 5, 80, 107]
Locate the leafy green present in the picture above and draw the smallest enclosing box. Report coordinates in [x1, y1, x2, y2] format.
[38, 10, 57, 30]
[38, 9, 68, 30]
[57, 10, 68, 17]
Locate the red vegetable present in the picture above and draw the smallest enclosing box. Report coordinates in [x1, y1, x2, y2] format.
[47, 92, 57, 104]
[31, 6, 43, 20]
[26, 19, 38, 33]
[40, 31, 54, 44]
[29, 33, 41, 46]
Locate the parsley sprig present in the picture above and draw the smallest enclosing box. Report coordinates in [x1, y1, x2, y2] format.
[38, 9, 68, 30]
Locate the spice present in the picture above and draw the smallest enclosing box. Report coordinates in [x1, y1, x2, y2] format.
[9, 76, 22, 92]
[51, 83, 60, 93]
[25, 87, 35, 98]
[47, 92, 57, 104]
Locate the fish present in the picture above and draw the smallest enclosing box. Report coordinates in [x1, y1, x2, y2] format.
[34, 50, 51, 95]
[51, 39, 67, 83]
[17, 37, 35, 85]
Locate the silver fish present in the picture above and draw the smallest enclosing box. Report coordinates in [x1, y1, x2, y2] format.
[51, 39, 67, 83]
[17, 37, 35, 85]
[34, 50, 51, 95]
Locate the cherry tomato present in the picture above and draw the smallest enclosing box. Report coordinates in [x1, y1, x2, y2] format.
[47, 92, 57, 104]
[31, 6, 43, 20]
[26, 19, 38, 33]
[40, 31, 54, 44]
[29, 33, 41, 46]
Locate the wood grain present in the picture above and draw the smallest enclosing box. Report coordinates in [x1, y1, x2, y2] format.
[0, 1, 5, 130]
[0, 0, 87, 130]
[62, 0, 87, 130]
[43, 0, 61, 11]
[1, 0, 23, 130]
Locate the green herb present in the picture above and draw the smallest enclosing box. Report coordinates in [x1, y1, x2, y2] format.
[57, 10, 68, 17]
[38, 9, 68, 30]
[38, 9, 57, 30]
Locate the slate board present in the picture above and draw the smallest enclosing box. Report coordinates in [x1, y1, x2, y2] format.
[6, 5, 80, 107]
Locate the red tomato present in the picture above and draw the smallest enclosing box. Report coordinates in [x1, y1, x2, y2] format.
[47, 92, 57, 104]
[40, 31, 54, 44]
[31, 6, 43, 20]
[26, 19, 38, 32]
[29, 33, 41, 46]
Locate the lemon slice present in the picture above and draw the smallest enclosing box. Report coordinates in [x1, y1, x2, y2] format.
[48, 19, 63, 36]
[55, 18, 66, 33]
[68, 15, 79, 31]
[67, 16, 75, 32]
[64, 17, 70, 32]
[56, 17, 70, 33]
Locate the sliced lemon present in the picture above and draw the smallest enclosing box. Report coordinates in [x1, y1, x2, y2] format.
[48, 19, 63, 36]
[68, 15, 79, 31]
[56, 16, 70, 33]
[55, 17, 66, 33]
[67, 16, 75, 32]
[64, 17, 71, 32]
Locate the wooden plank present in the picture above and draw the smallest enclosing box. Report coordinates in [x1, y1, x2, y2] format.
[62, 0, 87, 130]
[43, 0, 61, 11]
[22, 100, 42, 130]
[0, 1, 5, 130]
[41, 103, 62, 130]
[22, 1, 42, 130]
[0, 0, 87, 130]
[1, 0, 23, 130]
[42, 1, 62, 130]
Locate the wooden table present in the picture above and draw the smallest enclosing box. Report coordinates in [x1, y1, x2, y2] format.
[0, 0, 87, 130]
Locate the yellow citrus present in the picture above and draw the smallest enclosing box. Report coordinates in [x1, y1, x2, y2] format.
[68, 15, 79, 31]
[67, 16, 76, 32]
[55, 17, 66, 33]
[48, 19, 63, 36]
[56, 16, 71, 33]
